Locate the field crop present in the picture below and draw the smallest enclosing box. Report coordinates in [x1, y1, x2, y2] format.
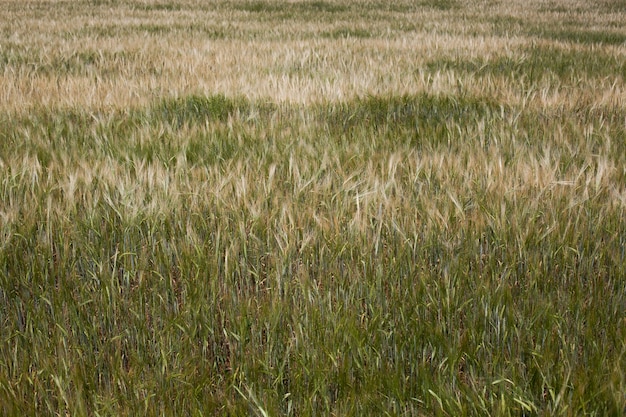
[0, 0, 625, 415]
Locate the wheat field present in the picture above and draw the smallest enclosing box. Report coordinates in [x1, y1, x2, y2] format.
[1, 0, 625, 415]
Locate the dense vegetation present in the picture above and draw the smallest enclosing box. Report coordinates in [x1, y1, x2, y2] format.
[0, 0, 625, 415]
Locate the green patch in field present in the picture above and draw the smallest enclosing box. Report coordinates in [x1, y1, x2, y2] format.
[88, 0, 122, 5]
[184, 132, 241, 165]
[417, 0, 460, 11]
[1, 106, 126, 163]
[0, 94, 257, 167]
[533, 28, 626, 46]
[364, 0, 459, 12]
[134, 23, 229, 37]
[320, 94, 500, 150]
[600, 0, 626, 12]
[133, 95, 276, 164]
[235, 0, 348, 14]
[539, 0, 626, 13]
[485, 17, 625, 43]
[487, 15, 527, 37]
[0, 46, 139, 77]
[130, 1, 183, 11]
[537, 3, 588, 13]
[75, 22, 231, 39]
[136, 23, 173, 35]
[126, 126, 247, 167]
[81, 24, 133, 38]
[234, 0, 280, 13]
[321, 27, 372, 39]
[48, 50, 134, 76]
[299, 0, 349, 12]
[0, 43, 34, 70]
[426, 45, 626, 82]
[150, 95, 247, 127]
[514, 44, 625, 80]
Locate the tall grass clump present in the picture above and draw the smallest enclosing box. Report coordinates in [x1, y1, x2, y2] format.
[1, 0, 625, 415]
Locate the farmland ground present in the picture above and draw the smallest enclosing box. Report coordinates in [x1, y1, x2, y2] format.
[0, 0, 625, 415]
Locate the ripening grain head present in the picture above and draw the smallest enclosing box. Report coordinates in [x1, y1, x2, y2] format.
[2, 0, 624, 112]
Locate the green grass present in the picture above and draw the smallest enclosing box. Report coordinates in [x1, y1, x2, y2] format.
[234, 0, 349, 15]
[426, 44, 626, 83]
[130, 1, 184, 11]
[1, 0, 626, 415]
[0, 46, 139, 77]
[533, 29, 626, 45]
[321, 27, 373, 39]
[1, 88, 626, 415]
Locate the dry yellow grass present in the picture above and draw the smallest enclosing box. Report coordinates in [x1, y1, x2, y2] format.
[1, 0, 623, 112]
[1, 0, 625, 414]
